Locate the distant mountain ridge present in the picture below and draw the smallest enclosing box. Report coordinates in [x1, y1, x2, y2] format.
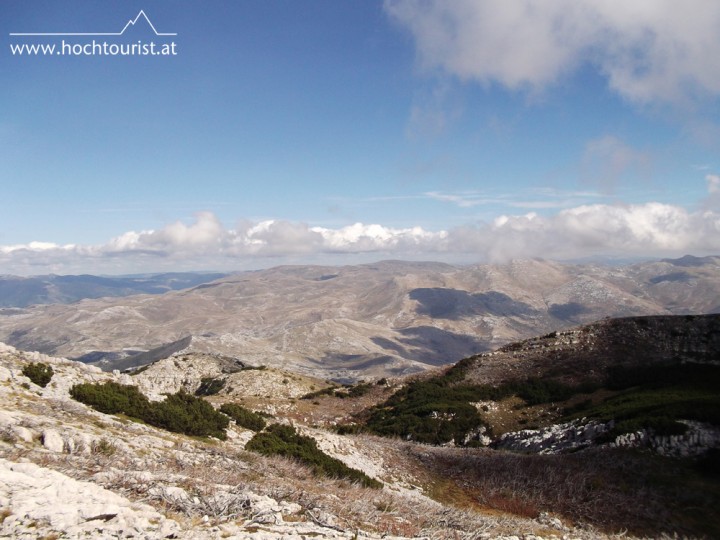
[0, 256, 718, 380]
[0, 272, 228, 308]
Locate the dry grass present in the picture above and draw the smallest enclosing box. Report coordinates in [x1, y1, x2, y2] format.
[5, 428, 525, 539]
[5, 346, 714, 539]
[411, 444, 720, 538]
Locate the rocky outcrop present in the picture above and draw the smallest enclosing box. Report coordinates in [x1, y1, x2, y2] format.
[494, 419, 720, 457]
[610, 421, 720, 457]
[0, 458, 181, 539]
[494, 420, 610, 454]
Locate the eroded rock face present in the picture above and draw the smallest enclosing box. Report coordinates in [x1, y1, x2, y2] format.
[494, 420, 610, 454]
[610, 421, 720, 457]
[494, 419, 720, 457]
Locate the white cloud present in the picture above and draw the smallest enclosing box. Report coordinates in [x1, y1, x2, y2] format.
[1, 204, 719, 274]
[385, 0, 720, 105]
[424, 191, 489, 207]
[312, 222, 447, 253]
[424, 188, 603, 209]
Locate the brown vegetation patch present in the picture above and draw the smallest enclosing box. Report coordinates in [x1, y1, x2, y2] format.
[412, 445, 720, 538]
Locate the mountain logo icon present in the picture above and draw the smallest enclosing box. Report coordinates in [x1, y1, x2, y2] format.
[10, 10, 177, 37]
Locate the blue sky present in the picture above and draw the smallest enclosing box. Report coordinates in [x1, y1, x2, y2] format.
[2, 1, 720, 274]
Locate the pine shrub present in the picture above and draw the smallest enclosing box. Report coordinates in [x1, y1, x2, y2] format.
[246, 424, 381, 489]
[219, 403, 266, 431]
[22, 362, 54, 388]
[70, 382, 228, 440]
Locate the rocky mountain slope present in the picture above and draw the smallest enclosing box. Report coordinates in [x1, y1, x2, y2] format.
[457, 313, 720, 387]
[2, 313, 720, 538]
[0, 342, 611, 540]
[1, 257, 719, 380]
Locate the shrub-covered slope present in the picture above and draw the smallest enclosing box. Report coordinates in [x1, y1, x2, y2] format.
[359, 314, 720, 446]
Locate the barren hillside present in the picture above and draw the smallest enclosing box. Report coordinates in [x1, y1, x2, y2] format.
[0, 257, 719, 380]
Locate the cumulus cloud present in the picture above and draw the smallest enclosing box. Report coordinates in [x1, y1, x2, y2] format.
[1, 204, 719, 274]
[384, 0, 720, 104]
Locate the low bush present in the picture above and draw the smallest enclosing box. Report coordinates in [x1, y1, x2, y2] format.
[365, 355, 720, 446]
[70, 382, 228, 440]
[365, 380, 486, 445]
[219, 403, 266, 432]
[246, 424, 381, 489]
[148, 391, 229, 439]
[70, 381, 150, 417]
[566, 361, 720, 438]
[300, 387, 337, 400]
[22, 362, 54, 388]
[195, 377, 226, 396]
[364, 371, 591, 445]
[347, 382, 373, 398]
[334, 423, 368, 435]
[302, 382, 375, 400]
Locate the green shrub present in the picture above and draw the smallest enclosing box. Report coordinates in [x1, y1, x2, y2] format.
[364, 369, 595, 445]
[365, 357, 720, 448]
[347, 382, 373, 398]
[300, 387, 337, 400]
[22, 362, 54, 388]
[219, 403, 266, 431]
[70, 382, 228, 440]
[70, 381, 151, 417]
[507, 378, 579, 405]
[334, 424, 368, 435]
[607, 417, 689, 439]
[246, 424, 381, 489]
[365, 380, 486, 445]
[148, 390, 229, 439]
[195, 377, 226, 396]
[565, 361, 720, 440]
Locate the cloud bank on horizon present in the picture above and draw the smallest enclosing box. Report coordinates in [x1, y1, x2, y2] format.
[3, 195, 719, 274]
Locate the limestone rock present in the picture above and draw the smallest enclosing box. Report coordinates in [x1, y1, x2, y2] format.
[41, 429, 65, 453]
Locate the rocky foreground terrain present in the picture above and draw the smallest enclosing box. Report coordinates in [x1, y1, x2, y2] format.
[0, 343, 602, 540]
[1, 314, 719, 539]
[1, 256, 719, 380]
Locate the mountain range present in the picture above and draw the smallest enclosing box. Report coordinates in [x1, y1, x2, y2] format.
[1, 256, 719, 380]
